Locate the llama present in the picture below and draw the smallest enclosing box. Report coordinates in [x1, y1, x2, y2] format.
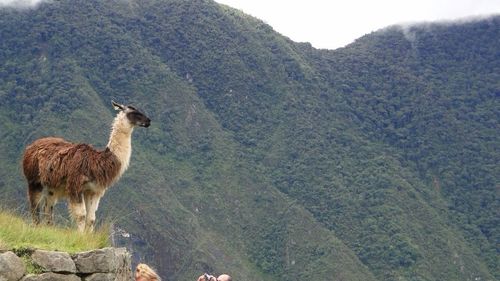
[22, 101, 150, 232]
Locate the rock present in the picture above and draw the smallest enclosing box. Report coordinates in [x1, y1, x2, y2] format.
[73, 248, 132, 280]
[82, 273, 116, 281]
[20, 272, 80, 281]
[113, 259, 133, 281]
[0, 251, 26, 281]
[31, 250, 76, 273]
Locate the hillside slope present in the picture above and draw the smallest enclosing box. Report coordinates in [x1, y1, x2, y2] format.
[0, 1, 376, 280]
[0, 1, 498, 280]
[298, 19, 499, 277]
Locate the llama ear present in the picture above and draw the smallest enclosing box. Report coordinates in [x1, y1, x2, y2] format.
[111, 101, 125, 111]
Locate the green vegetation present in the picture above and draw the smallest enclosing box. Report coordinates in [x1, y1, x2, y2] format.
[0, 211, 109, 253]
[0, 1, 497, 280]
[12, 247, 44, 274]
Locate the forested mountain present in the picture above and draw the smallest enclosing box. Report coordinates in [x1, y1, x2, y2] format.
[0, 1, 498, 280]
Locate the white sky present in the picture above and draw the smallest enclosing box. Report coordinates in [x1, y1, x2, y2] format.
[1, 0, 499, 49]
[215, 0, 500, 49]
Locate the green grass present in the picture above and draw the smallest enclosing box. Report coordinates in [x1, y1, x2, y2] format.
[0, 211, 110, 253]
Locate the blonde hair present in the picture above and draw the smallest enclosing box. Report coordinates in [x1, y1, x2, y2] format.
[136, 263, 161, 281]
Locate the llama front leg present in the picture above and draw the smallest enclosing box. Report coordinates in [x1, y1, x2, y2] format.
[84, 190, 103, 232]
[69, 194, 87, 232]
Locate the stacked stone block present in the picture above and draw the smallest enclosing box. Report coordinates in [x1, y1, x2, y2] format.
[0, 248, 132, 281]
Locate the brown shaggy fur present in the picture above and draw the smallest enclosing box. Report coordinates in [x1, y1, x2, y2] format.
[23, 137, 121, 203]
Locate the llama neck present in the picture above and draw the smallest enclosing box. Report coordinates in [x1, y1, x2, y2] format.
[107, 113, 134, 177]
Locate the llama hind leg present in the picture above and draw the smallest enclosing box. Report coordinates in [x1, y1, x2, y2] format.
[42, 191, 58, 226]
[69, 194, 87, 232]
[84, 190, 103, 232]
[28, 182, 43, 225]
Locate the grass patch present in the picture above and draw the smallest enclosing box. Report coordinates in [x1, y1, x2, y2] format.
[0, 211, 110, 253]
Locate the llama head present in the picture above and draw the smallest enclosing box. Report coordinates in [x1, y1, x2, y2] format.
[112, 101, 151, 128]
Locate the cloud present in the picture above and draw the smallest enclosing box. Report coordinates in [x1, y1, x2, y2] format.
[398, 14, 500, 44]
[0, 0, 47, 9]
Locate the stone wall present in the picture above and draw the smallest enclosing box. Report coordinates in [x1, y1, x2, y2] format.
[0, 248, 133, 281]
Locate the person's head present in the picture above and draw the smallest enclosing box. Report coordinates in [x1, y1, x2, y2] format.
[197, 273, 217, 281]
[135, 263, 161, 281]
[217, 274, 232, 281]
